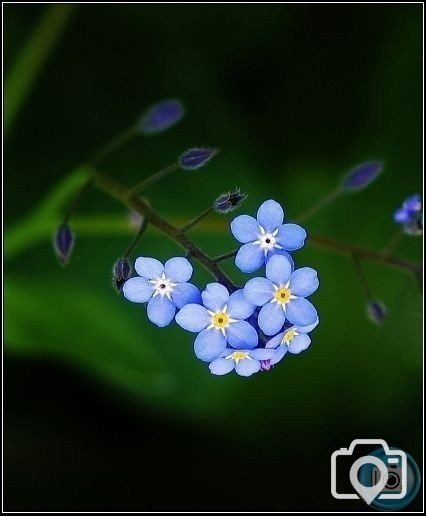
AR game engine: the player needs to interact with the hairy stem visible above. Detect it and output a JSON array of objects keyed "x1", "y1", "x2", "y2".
[
  {"x1": 92, "y1": 170, "x2": 237, "y2": 291},
  {"x1": 124, "y1": 217, "x2": 149, "y2": 258}
]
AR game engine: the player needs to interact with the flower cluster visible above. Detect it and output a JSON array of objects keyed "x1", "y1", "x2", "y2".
[
  {"x1": 393, "y1": 194, "x2": 423, "y2": 235},
  {"x1": 122, "y1": 199, "x2": 319, "y2": 377}
]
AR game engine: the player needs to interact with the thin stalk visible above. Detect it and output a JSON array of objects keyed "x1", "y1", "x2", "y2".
[
  {"x1": 213, "y1": 250, "x2": 238, "y2": 263},
  {"x1": 92, "y1": 170, "x2": 237, "y2": 291},
  {"x1": 129, "y1": 163, "x2": 179, "y2": 195},
  {"x1": 351, "y1": 254, "x2": 373, "y2": 299},
  {"x1": 88, "y1": 126, "x2": 138, "y2": 167},
  {"x1": 295, "y1": 187, "x2": 341, "y2": 223},
  {"x1": 180, "y1": 207, "x2": 214, "y2": 233},
  {"x1": 124, "y1": 217, "x2": 149, "y2": 258}
]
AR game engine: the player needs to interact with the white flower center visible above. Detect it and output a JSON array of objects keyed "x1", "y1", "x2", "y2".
[
  {"x1": 150, "y1": 273, "x2": 177, "y2": 300},
  {"x1": 254, "y1": 226, "x2": 282, "y2": 254},
  {"x1": 271, "y1": 282, "x2": 297, "y2": 311}
]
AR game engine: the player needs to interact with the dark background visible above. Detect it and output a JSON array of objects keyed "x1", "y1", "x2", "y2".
[{"x1": 4, "y1": 3, "x2": 423, "y2": 512}]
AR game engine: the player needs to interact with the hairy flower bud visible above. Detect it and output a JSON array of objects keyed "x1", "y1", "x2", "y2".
[
  {"x1": 342, "y1": 161, "x2": 383, "y2": 191},
  {"x1": 53, "y1": 224, "x2": 75, "y2": 266},
  {"x1": 138, "y1": 99, "x2": 184, "y2": 135},
  {"x1": 366, "y1": 300, "x2": 387, "y2": 325},
  {"x1": 179, "y1": 147, "x2": 218, "y2": 170},
  {"x1": 214, "y1": 188, "x2": 247, "y2": 214},
  {"x1": 112, "y1": 258, "x2": 132, "y2": 292}
]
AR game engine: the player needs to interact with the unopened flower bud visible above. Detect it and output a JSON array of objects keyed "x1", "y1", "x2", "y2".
[
  {"x1": 138, "y1": 99, "x2": 184, "y2": 135},
  {"x1": 53, "y1": 224, "x2": 74, "y2": 266},
  {"x1": 260, "y1": 360, "x2": 273, "y2": 372},
  {"x1": 214, "y1": 188, "x2": 247, "y2": 214},
  {"x1": 179, "y1": 147, "x2": 218, "y2": 170},
  {"x1": 112, "y1": 258, "x2": 132, "y2": 292},
  {"x1": 366, "y1": 300, "x2": 387, "y2": 326},
  {"x1": 342, "y1": 161, "x2": 383, "y2": 191}
]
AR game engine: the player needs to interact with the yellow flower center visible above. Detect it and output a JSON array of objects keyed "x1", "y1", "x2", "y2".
[
  {"x1": 227, "y1": 351, "x2": 250, "y2": 363},
  {"x1": 283, "y1": 329, "x2": 297, "y2": 344},
  {"x1": 274, "y1": 286, "x2": 292, "y2": 304},
  {"x1": 212, "y1": 311, "x2": 230, "y2": 328}
]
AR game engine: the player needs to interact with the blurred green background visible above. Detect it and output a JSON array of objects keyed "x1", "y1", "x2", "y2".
[{"x1": 4, "y1": 3, "x2": 422, "y2": 511}]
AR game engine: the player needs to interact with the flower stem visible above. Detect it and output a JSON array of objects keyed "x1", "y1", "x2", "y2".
[
  {"x1": 351, "y1": 254, "x2": 373, "y2": 299},
  {"x1": 180, "y1": 207, "x2": 214, "y2": 233},
  {"x1": 295, "y1": 187, "x2": 341, "y2": 222},
  {"x1": 380, "y1": 231, "x2": 403, "y2": 256},
  {"x1": 129, "y1": 163, "x2": 179, "y2": 195},
  {"x1": 62, "y1": 176, "x2": 94, "y2": 224},
  {"x1": 213, "y1": 250, "x2": 238, "y2": 263},
  {"x1": 92, "y1": 169, "x2": 237, "y2": 291},
  {"x1": 124, "y1": 217, "x2": 149, "y2": 258},
  {"x1": 88, "y1": 126, "x2": 138, "y2": 167}
]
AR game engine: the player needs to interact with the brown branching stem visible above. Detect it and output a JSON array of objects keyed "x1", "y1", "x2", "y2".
[{"x1": 92, "y1": 170, "x2": 237, "y2": 292}]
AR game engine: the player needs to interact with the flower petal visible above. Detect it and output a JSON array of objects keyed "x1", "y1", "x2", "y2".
[
  {"x1": 194, "y1": 329, "x2": 227, "y2": 362},
  {"x1": 265, "y1": 332, "x2": 284, "y2": 348},
  {"x1": 243, "y1": 277, "x2": 275, "y2": 306},
  {"x1": 227, "y1": 289, "x2": 256, "y2": 320},
  {"x1": 270, "y1": 345, "x2": 288, "y2": 365},
  {"x1": 393, "y1": 207, "x2": 410, "y2": 224},
  {"x1": 289, "y1": 267, "x2": 319, "y2": 297},
  {"x1": 286, "y1": 298, "x2": 318, "y2": 327},
  {"x1": 230, "y1": 215, "x2": 260, "y2": 243},
  {"x1": 235, "y1": 243, "x2": 265, "y2": 273},
  {"x1": 226, "y1": 321, "x2": 258, "y2": 349},
  {"x1": 171, "y1": 283, "x2": 201, "y2": 309},
  {"x1": 258, "y1": 302, "x2": 286, "y2": 336},
  {"x1": 164, "y1": 257, "x2": 193, "y2": 282},
  {"x1": 122, "y1": 277, "x2": 154, "y2": 303},
  {"x1": 175, "y1": 303, "x2": 210, "y2": 332},
  {"x1": 257, "y1": 199, "x2": 284, "y2": 232},
  {"x1": 209, "y1": 357, "x2": 235, "y2": 376},
  {"x1": 288, "y1": 333, "x2": 311, "y2": 354},
  {"x1": 250, "y1": 348, "x2": 277, "y2": 360},
  {"x1": 134, "y1": 257, "x2": 164, "y2": 279},
  {"x1": 268, "y1": 248, "x2": 294, "y2": 270},
  {"x1": 235, "y1": 358, "x2": 261, "y2": 377},
  {"x1": 276, "y1": 223, "x2": 307, "y2": 251},
  {"x1": 147, "y1": 295, "x2": 175, "y2": 327},
  {"x1": 201, "y1": 283, "x2": 230, "y2": 312},
  {"x1": 265, "y1": 253, "x2": 292, "y2": 286},
  {"x1": 297, "y1": 317, "x2": 319, "y2": 333}
]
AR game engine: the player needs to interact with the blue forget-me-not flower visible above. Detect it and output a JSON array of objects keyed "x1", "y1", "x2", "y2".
[
  {"x1": 175, "y1": 283, "x2": 258, "y2": 362},
  {"x1": 393, "y1": 194, "x2": 422, "y2": 235},
  {"x1": 264, "y1": 318, "x2": 319, "y2": 367},
  {"x1": 230, "y1": 199, "x2": 307, "y2": 273},
  {"x1": 243, "y1": 254, "x2": 319, "y2": 336},
  {"x1": 123, "y1": 257, "x2": 201, "y2": 327},
  {"x1": 209, "y1": 347, "x2": 277, "y2": 377}
]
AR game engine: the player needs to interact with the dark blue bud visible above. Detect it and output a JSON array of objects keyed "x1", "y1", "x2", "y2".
[
  {"x1": 342, "y1": 161, "x2": 383, "y2": 191},
  {"x1": 138, "y1": 99, "x2": 184, "y2": 135},
  {"x1": 214, "y1": 188, "x2": 248, "y2": 214},
  {"x1": 179, "y1": 147, "x2": 218, "y2": 170},
  {"x1": 366, "y1": 300, "x2": 387, "y2": 325},
  {"x1": 112, "y1": 258, "x2": 132, "y2": 292},
  {"x1": 53, "y1": 224, "x2": 74, "y2": 265}
]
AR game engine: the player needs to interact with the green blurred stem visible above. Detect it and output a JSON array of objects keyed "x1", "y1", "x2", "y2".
[
  {"x1": 180, "y1": 207, "x2": 214, "y2": 233},
  {"x1": 92, "y1": 170, "x2": 237, "y2": 291},
  {"x1": 351, "y1": 254, "x2": 373, "y2": 299},
  {"x1": 5, "y1": 4, "x2": 76, "y2": 136},
  {"x1": 129, "y1": 163, "x2": 179, "y2": 195},
  {"x1": 62, "y1": 126, "x2": 138, "y2": 223},
  {"x1": 88, "y1": 126, "x2": 138, "y2": 167},
  {"x1": 295, "y1": 187, "x2": 341, "y2": 222}
]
